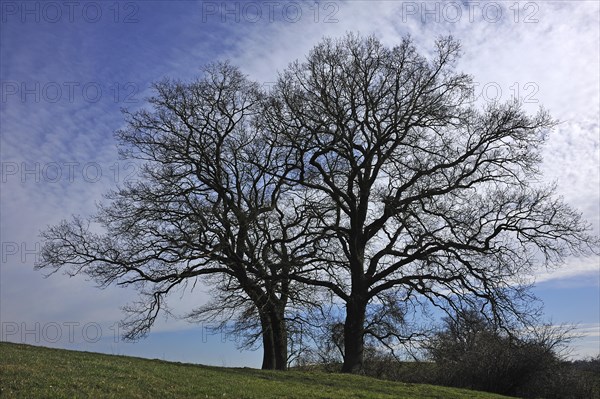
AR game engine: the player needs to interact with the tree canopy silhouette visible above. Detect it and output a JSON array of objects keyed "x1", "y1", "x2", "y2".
[
  {"x1": 262, "y1": 34, "x2": 598, "y2": 372},
  {"x1": 37, "y1": 34, "x2": 598, "y2": 374}
]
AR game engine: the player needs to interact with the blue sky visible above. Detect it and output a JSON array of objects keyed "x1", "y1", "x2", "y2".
[{"x1": 1, "y1": 1, "x2": 598, "y2": 366}]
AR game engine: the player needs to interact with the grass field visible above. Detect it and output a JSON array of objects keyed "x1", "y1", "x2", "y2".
[{"x1": 0, "y1": 342, "x2": 515, "y2": 398}]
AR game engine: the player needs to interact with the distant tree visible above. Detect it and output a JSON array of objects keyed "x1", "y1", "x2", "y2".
[
  {"x1": 36, "y1": 63, "x2": 316, "y2": 370},
  {"x1": 264, "y1": 33, "x2": 599, "y2": 373}
]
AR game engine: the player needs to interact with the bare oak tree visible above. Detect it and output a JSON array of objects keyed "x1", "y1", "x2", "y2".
[
  {"x1": 264, "y1": 34, "x2": 598, "y2": 373},
  {"x1": 36, "y1": 63, "x2": 314, "y2": 370}
]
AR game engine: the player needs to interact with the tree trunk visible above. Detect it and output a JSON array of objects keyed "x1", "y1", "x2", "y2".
[
  {"x1": 341, "y1": 297, "x2": 367, "y2": 373},
  {"x1": 258, "y1": 301, "x2": 289, "y2": 370},
  {"x1": 260, "y1": 313, "x2": 276, "y2": 370},
  {"x1": 270, "y1": 307, "x2": 288, "y2": 371}
]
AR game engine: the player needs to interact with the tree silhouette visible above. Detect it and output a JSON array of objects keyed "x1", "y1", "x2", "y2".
[
  {"x1": 37, "y1": 63, "x2": 316, "y2": 370},
  {"x1": 263, "y1": 34, "x2": 598, "y2": 372}
]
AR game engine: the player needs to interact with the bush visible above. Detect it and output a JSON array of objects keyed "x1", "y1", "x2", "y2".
[{"x1": 425, "y1": 309, "x2": 583, "y2": 397}]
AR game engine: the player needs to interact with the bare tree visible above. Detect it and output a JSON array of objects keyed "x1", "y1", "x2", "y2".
[
  {"x1": 264, "y1": 34, "x2": 599, "y2": 373},
  {"x1": 36, "y1": 63, "x2": 314, "y2": 370}
]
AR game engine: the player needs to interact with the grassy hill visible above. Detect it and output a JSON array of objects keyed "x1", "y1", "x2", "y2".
[{"x1": 0, "y1": 342, "x2": 514, "y2": 398}]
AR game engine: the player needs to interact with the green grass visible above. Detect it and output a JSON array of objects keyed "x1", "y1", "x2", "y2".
[{"x1": 0, "y1": 342, "x2": 514, "y2": 398}]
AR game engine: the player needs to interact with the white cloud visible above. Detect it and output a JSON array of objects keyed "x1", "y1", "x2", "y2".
[{"x1": 535, "y1": 256, "x2": 600, "y2": 284}]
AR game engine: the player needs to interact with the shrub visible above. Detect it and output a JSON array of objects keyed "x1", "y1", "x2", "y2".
[{"x1": 426, "y1": 309, "x2": 577, "y2": 397}]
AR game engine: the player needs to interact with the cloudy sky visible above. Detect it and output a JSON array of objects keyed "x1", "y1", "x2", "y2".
[{"x1": 1, "y1": 1, "x2": 598, "y2": 366}]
